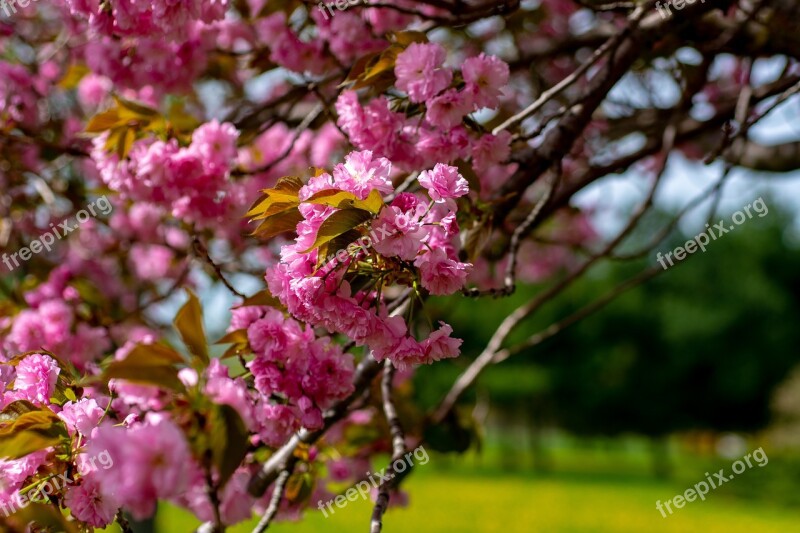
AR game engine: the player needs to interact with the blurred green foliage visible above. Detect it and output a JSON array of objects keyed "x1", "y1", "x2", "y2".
[{"x1": 421, "y1": 201, "x2": 800, "y2": 438}]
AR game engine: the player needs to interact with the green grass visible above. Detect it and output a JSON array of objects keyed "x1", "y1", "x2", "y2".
[{"x1": 153, "y1": 466, "x2": 800, "y2": 533}]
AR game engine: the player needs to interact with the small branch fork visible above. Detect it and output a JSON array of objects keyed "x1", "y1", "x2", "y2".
[
  {"x1": 192, "y1": 235, "x2": 246, "y2": 299},
  {"x1": 462, "y1": 165, "x2": 561, "y2": 298},
  {"x1": 433, "y1": 126, "x2": 676, "y2": 425}
]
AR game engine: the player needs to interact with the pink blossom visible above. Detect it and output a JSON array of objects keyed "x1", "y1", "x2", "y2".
[
  {"x1": 331, "y1": 150, "x2": 394, "y2": 199},
  {"x1": 256, "y1": 403, "x2": 300, "y2": 447},
  {"x1": 420, "y1": 322, "x2": 462, "y2": 364},
  {"x1": 87, "y1": 415, "x2": 192, "y2": 520},
  {"x1": 14, "y1": 353, "x2": 60, "y2": 404},
  {"x1": 58, "y1": 399, "x2": 105, "y2": 436},
  {"x1": 426, "y1": 89, "x2": 473, "y2": 130},
  {"x1": 418, "y1": 164, "x2": 469, "y2": 202},
  {"x1": 205, "y1": 360, "x2": 257, "y2": 429},
  {"x1": 414, "y1": 248, "x2": 471, "y2": 295},
  {"x1": 372, "y1": 205, "x2": 425, "y2": 261},
  {"x1": 189, "y1": 120, "x2": 240, "y2": 174},
  {"x1": 394, "y1": 43, "x2": 452, "y2": 103},
  {"x1": 462, "y1": 53, "x2": 509, "y2": 109},
  {"x1": 64, "y1": 474, "x2": 120, "y2": 528},
  {"x1": 472, "y1": 131, "x2": 512, "y2": 173},
  {"x1": 77, "y1": 74, "x2": 112, "y2": 110}
]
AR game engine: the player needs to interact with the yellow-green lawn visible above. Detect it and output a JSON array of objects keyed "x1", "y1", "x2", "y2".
[{"x1": 150, "y1": 469, "x2": 800, "y2": 533}]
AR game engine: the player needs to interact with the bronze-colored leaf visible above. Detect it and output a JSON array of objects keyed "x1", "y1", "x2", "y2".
[
  {"x1": 174, "y1": 290, "x2": 209, "y2": 367},
  {"x1": 237, "y1": 289, "x2": 286, "y2": 310},
  {"x1": 301, "y1": 209, "x2": 373, "y2": 253},
  {"x1": 99, "y1": 343, "x2": 186, "y2": 392},
  {"x1": 209, "y1": 404, "x2": 250, "y2": 489},
  {"x1": 251, "y1": 208, "x2": 304, "y2": 240},
  {"x1": 305, "y1": 188, "x2": 384, "y2": 214},
  {"x1": 0, "y1": 409, "x2": 69, "y2": 459}
]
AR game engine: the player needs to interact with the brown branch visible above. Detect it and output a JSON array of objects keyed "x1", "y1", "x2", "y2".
[
  {"x1": 252, "y1": 465, "x2": 296, "y2": 533},
  {"x1": 500, "y1": 265, "x2": 664, "y2": 360},
  {"x1": 192, "y1": 236, "x2": 246, "y2": 299},
  {"x1": 369, "y1": 361, "x2": 406, "y2": 533},
  {"x1": 433, "y1": 128, "x2": 675, "y2": 424}
]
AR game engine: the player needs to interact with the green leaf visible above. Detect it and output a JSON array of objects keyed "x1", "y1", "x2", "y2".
[
  {"x1": 99, "y1": 343, "x2": 186, "y2": 392},
  {"x1": 302, "y1": 209, "x2": 374, "y2": 253},
  {"x1": 251, "y1": 207, "x2": 304, "y2": 240},
  {"x1": 285, "y1": 471, "x2": 315, "y2": 504},
  {"x1": 209, "y1": 404, "x2": 250, "y2": 489},
  {"x1": 390, "y1": 30, "x2": 429, "y2": 46},
  {"x1": 316, "y1": 229, "x2": 363, "y2": 269},
  {"x1": 113, "y1": 95, "x2": 160, "y2": 119},
  {"x1": 0, "y1": 400, "x2": 41, "y2": 422},
  {"x1": 245, "y1": 176, "x2": 304, "y2": 218},
  {"x1": 8, "y1": 503, "x2": 81, "y2": 531},
  {"x1": 0, "y1": 409, "x2": 69, "y2": 459},
  {"x1": 58, "y1": 63, "x2": 90, "y2": 90},
  {"x1": 237, "y1": 288, "x2": 286, "y2": 310},
  {"x1": 85, "y1": 108, "x2": 122, "y2": 133},
  {"x1": 214, "y1": 329, "x2": 249, "y2": 345},
  {"x1": 305, "y1": 189, "x2": 384, "y2": 214},
  {"x1": 102, "y1": 364, "x2": 185, "y2": 392},
  {"x1": 174, "y1": 290, "x2": 210, "y2": 367}
]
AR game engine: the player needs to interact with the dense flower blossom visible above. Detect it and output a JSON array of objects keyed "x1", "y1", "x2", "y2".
[
  {"x1": 0, "y1": 4, "x2": 602, "y2": 529},
  {"x1": 65, "y1": 0, "x2": 228, "y2": 40},
  {"x1": 12, "y1": 353, "x2": 60, "y2": 404},
  {"x1": 58, "y1": 398, "x2": 106, "y2": 436},
  {"x1": 92, "y1": 120, "x2": 239, "y2": 225},
  {"x1": 64, "y1": 474, "x2": 120, "y2": 528},
  {"x1": 426, "y1": 89, "x2": 473, "y2": 130},
  {"x1": 247, "y1": 309, "x2": 355, "y2": 430},
  {"x1": 462, "y1": 53, "x2": 510, "y2": 109},
  {"x1": 83, "y1": 34, "x2": 208, "y2": 93},
  {"x1": 87, "y1": 415, "x2": 192, "y2": 519},
  {"x1": 418, "y1": 163, "x2": 470, "y2": 202},
  {"x1": 2, "y1": 300, "x2": 109, "y2": 367},
  {"x1": 394, "y1": 43, "x2": 452, "y2": 103},
  {"x1": 267, "y1": 151, "x2": 469, "y2": 367}
]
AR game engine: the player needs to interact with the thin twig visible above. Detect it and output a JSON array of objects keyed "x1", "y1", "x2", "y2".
[
  {"x1": 462, "y1": 167, "x2": 560, "y2": 298},
  {"x1": 499, "y1": 265, "x2": 664, "y2": 360},
  {"x1": 492, "y1": 5, "x2": 646, "y2": 135},
  {"x1": 193, "y1": 236, "x2": 246, "y2": 299},
  {"x1": 252, "y1": 466, "x2": 296, "y2": 533}
]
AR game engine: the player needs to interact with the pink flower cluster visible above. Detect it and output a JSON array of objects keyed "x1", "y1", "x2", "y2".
[
  {"x1": 266, "y1": 150, "x2": 469, "y2": 369},
  {"x1": 64, "y1": 0, "x2": 228, "y2": 41},
  {"x1": 231, "y1": 307, "x2": 356, "y2": 432},
  {"x1": 0, "y1": 353, "x2": 119, "y2": 527},
  {"x1": 336, "y1": 44, "x2": 515, "y2": 193},
  {"x1": 83, "y1": 33, "x2": 208, "y2": 94},
  {"x1": 0, "y1": 299, "x2": 109, "y2": 369},
  {"x1": 1, "y1": 351, "x2": 261, "y2": 527},
  {"x1": 92, "y1": 120, "x2": 240, "y2": 225},
  {"x1": 0, "y1": 61, "x2": 45, "y2": 129}
]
